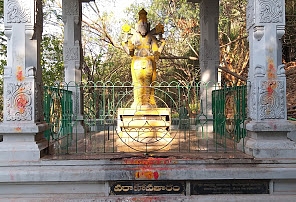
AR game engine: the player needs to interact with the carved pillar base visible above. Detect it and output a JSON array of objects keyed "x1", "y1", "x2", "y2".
[
  {"x1": 238, "y1": 121, "x2": 296, "y2": 158},
  {"x1": 0, "y1": 123, "x2": 49, "y2": 162}
]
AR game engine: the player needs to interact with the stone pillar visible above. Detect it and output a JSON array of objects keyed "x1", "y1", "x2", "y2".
[
  {"x1": 238, "y1": 0, "x2": 296, "y2": 158},
  {"x1": 62, "y1": 0, "x2": 84, "y2": 133},
  {"x1": 0, "y1": 0, "x2": 48, "y2": 161},
  {"x1": 199, "y1": 0, "x2": 219, "y2": 119},
  {"x1": 190, "y1": 0, "x2": 219, "y2": 134}
]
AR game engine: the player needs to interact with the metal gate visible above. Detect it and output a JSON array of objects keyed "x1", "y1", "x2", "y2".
[{"x1": 43, "y1": 81, "x2": 246, "y2": 155}]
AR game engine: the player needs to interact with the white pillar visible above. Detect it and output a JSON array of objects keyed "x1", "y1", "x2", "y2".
[
  {"x1": 0, "y1": 0, "x2": 48, "y2": 161},
  {"x1": 199, "y1": 0, "x2": 219, "y2": 119},
  {"x1": 238, "y1": 0, "x2": 296, "y2": 158},
  {"x1": 62, "y1": 0, "x2": 84, "y2": 133}
]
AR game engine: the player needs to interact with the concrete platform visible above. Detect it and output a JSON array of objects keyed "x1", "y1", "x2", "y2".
[{"x1": 1, "y1": 155, "x2": 296, "y2": 200}]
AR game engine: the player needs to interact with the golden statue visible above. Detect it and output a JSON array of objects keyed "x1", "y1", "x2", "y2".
[{"x1": 122, "y1": 9, "x2": 165, "y2": 108}]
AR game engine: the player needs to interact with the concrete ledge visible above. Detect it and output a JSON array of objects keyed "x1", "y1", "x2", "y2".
[
  {"x1": 1, "y1": 158, "x2": 296, "y2": 198},
  {"x1": 0, "y1": 122, "x2": 48, "y2": 134},
  {"x1": 246, "y1": 120, "x2": 296, "y2": 132},
  {"x1": 2, "y1": 163, "x2": 296, "y2": 182}
]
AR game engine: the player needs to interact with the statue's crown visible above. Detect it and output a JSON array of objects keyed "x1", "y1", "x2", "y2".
[{"x1": 138, "y1": 9, "x2": 147, "y2": 22}]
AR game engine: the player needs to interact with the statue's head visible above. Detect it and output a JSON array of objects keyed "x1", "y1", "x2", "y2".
[{"x1": 136, "y1": 9, "x2": 150, "y2": 36}]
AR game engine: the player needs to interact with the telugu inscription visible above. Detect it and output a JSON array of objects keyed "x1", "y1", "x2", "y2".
[
  {"x1": 110, "y1": 181, "x2": 185, "y2": 195},
  {"x1": 191, "y1": 180, "x2": 269, "y2": 195}
]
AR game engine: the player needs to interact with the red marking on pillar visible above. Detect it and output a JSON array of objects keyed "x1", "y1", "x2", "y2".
[
  {"x1": 267, "y1": 85, "x2": 273, "y2": 95},
  {"x1": 266, "y1": 81, "x2": 277, "y2": 96},
  {"x1": 16, "y1": 94, "x2": 28, "y2": 114},
  {"x1": 265, "y1": 58, "x2": 278, "y2": 101},
  {"x1": 15, "y1": 127, "x2": 22, "y2": 132},
  {"x1": 267, "y1": 58, "x2": 277, "y2": 79},
  {"x1": 16, "y1": 66, "x2": 24, "y2": 81}
]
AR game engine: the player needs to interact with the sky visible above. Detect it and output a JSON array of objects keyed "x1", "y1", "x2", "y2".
[
  {"x1": 81, "y1": 0, "x2": 149, "y2": 42},
  {"x1": 0, "y1": 0, "x2": 148, "y2": 34},
  {"x1": 85, "y1": 0, "x2": 148, "y2": 19},
  {"x1": 88, "y1": 0, "x2": 149, "y2": 23}
]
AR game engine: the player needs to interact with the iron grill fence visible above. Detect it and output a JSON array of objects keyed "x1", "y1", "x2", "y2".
[
  {"x1": 212, "y1": 85, "x2": 247, "y2": 146},
  {"x1": 43, "y1": 81, "x2": 247, "y2": 155}
]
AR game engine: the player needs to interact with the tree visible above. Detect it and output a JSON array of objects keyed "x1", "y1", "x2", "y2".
[
  {"x1": 219, "y1": 0, "x2": 249, "y2": 86},
  {"x1": 284, "y1": 1, "x2": 296, "y2": 116},
  {"x1": 283, "y1": 0, "x2": 296, "y2": 63},
  {"x1": 81, "y1": 1, "x2": 136, "y2": 83},
  {"x1": 41, "y1": 34, "x2": 64, "y2": 85},
  {"x1": 155, "y1": 0, "x2": 200, "y2": 84}
]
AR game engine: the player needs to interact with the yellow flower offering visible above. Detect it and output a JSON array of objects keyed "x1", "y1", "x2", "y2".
[{"x1": 122, "y1": 24, "x2": 131, "y2": 33}]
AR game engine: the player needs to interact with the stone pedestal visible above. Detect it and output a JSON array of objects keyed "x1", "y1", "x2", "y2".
[
  {"x1": 117, "y1": 108, "x2": 172, "y2": 152},
  {"x1": 0, "y1": 123, "x2": 49, "y2": 161},
  {"x1": 238, "y1": 121, "x2": 296, "y2": 158}
]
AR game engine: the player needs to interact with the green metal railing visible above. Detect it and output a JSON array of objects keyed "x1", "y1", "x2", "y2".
[
  {"x1": 43, "y1": 86, "x2": 73, "y2": 142},
  {"x1": 212, "y1": 85, "x2": 247, "y2": 148},
  {"x1": 43, "y1": 81, "x2": 246, "y2": 155}
]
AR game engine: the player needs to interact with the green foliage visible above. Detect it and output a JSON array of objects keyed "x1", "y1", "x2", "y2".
[
  {"x1": 41, "y1": 34, "x2": 64, "y2": 85},
  {"x1": 0, "y1": 0, "x2": 3, "y2": 17},
  {"x1": 83, "y1": 45, "x2": 132, "y2": 83}
]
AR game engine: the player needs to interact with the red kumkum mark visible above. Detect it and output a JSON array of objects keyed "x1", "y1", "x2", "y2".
[
  {"x1": 16, "y1": 66, "x2": 24, "y2": 81},
  {"x1": 16, "y1": 94, "x2": 28, "y2": 114},
  {"x1": 135, "y1": 171, "x2": 159, "y2": 180},
  {"x1": 267, "y1": 58, "x2": 276, "y2": 79},
  {"x1": 15, "y1": 127, "x2": 22, "y2": 132},
  {"x1": 267, "y1": 81, "x2": 277, "y2": 96}
]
